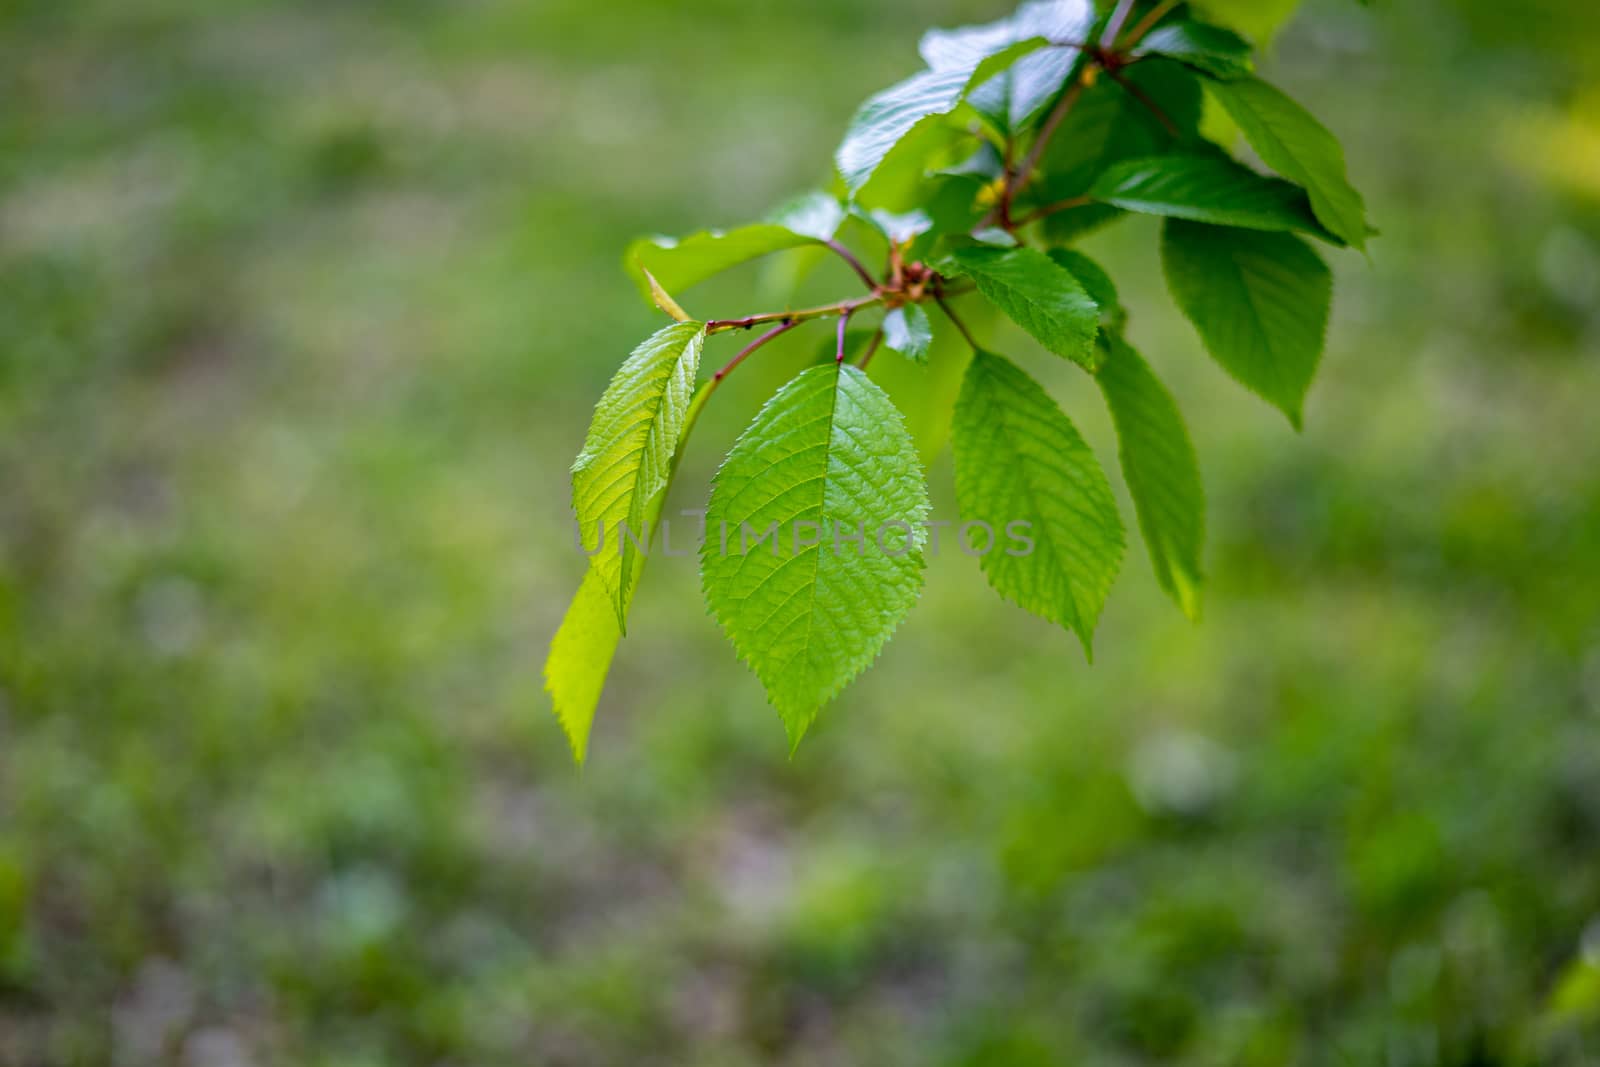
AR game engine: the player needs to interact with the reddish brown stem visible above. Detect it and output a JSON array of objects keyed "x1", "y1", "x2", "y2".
[
  {"x1": 1122, "y1": 0, "x2": 1181, "y2": 49},
  {"x1": 1013, "y1": 195, "x2": 1092, "y2": 227},
  {"x1": 835, "y1": 307, "x2": 854, "y2": 363},
  {"x1": 826, "y1": 239, "x2": 879, "y2": 291},
  {"x1": 713, "y1": 319, "x2": 799, "y2": 383},
  {"x1": 934, "y1": 292, "x2": 980, "y2": 352},
  {"x1": 1100, "y1": 0, "x2": 1139, "y2": 49},
  {"x1": 857, "y1": 329, "x2": 885, "y2": 370}
]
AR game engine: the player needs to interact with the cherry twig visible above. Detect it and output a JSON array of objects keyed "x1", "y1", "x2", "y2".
[
  {"x1": 712, "y1": 319, "x2": 799, "y2": 383},
  {"x1": 827, "y1": 239, "x2": 880, "y2": 291},
  {"x1": 1122, "y1": 0, "x2": 1181, "y2": 49},
  {"x1": 708, "y1": 295, "x2": 881, "y2": 336},
  {"x1": 857, "y1": 329, "x2": 885, "y2": 370}
]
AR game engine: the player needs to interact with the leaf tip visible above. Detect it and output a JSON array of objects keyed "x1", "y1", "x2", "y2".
[{"x1": 642, "y1": 267, "x2": 692, "y2": 323}]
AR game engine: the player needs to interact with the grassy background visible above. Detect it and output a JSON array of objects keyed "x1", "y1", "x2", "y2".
[{"x1": 3, "y1": 0, "x2": 1600, "y2": 1063}]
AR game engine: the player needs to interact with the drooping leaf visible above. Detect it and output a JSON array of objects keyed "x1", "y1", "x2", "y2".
[
  {"x1": 941, "y1": 245, "x2": 1100, "y2": 369},
  {"x1": 1088, "y1": 153, "x2": 1337, "y2": 240},
  {"x1": 882, "y1": 303, "x2": 934, "y2": 362},
  {"x1": 951, "y1": 350, "x2": 1123, "y2": 655},
  {"x1": 625, "y1": 193, "x2": 846, "y2": 301},
  {"x1": 1160, "y1": 219, "x2": 1330, "y2": 428},
  {"x1": 1133, "y1": 21, "x2": 1254, "y2": 79},
  {"x1": 1204, "y1": 76, "x2": 1369, "y2": 250},
  {"x1": 836, "y1": 67, "x2": 973, "y2": 194},
  {"x1": 572, "y1": 321, "x2": 706, "y2": 625},
  {"x1": 1096, "y1": 335, "x2": 1206, "y2": 620},
  {"x1": 544, "y1": 566, "x2": 623, "y2": 764},
  {"x1": 702, "y1": 362, "x2": 930, "y2": 746}
]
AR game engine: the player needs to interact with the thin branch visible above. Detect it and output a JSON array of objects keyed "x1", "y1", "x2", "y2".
[
  {"x1": 835, "y1": 307, "x2": 854, "y2": 363},
  {"x1": 857, "y1": 329, "x2": 885, "y2": 370},
  {"x1": 1107, "y1": 68, "x2": 1178, "y2": 136},
  {"x1": 708, "y1": 295, "x2": 881, "y2": 335},
  {"x1": 1122, "y1": 0, "x2": 1181, "y2": 49},
  {"x1": 1100, "y1": 0, "x2": 1139, "y2": 49},
  {"x1": 1011, "y1": 79, "x2": 1087, "y2": 205},
  {"x1": 1013, "y1": 194, "x2": 1092, "y2": 227},
  {"x1": 712, "y1": 319, "x2": 799, "y2": 383},
  {"x1": 934, "y1": 292, "x2": 980, "y2": 352},
  {"x1": 826, "y1": 239, "x2": 879, "y2": 291}
]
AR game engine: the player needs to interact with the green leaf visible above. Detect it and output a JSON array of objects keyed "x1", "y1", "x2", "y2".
[
  {"x1": 1029, "y1": 62, "x2": 1203, "y2": 238},
  {"x1": 702, "y1": 362, "x2": 929, "y2": 747},
  {"x1": 1133, "y1": 21, "x2": 1254, "y2": 79},
  {"x1": 1096, "y1": 335, "x2": 1206, "y2": 620},
  {"x1": 941, "y1": 245, "x2": 1100, "y2": 369},
  {"x1": 951, "y1": 350, "x2": 1123, "y2": 655},
  {"x1": 1189, "y1": 0, "x2": 1301, "y2": 45},
  {"x1": 1046, "y1": 248, "x2": 1124, "y2": 334},
  {"x1": 1204, "y1": 76, "x2": 1369, "y2": 250},
  {"x1": 544, "y1": 565, "x2": 622, "y2": 764},
  {"x1": 921, "y1": 1, "x2": 1094, "y2": 133},
  {"x1": 837, "y1": 67, "x2": 973, "y2": 194},
  {"x1": 625, "y1": 193, "x2": 845, "y2": 301},
  {"x1": 571, "y1": 321, "x2": 706, "y2": 626},
  {"x1": 1088, "y1": 153, "x2": 1336, "y2": 240},
  {"x1": 768, "y1": 190, "x2": 850, "y2": 241},
  {"x1": 1161, "y1": 219, "x2": 1330, "y2": 428},
  {"x1": 1046, "y1": 248, "x2": 1118, "y2": 315},
  {"x1": 883, "y1": 303, "x2": 934, "y2": 362}
]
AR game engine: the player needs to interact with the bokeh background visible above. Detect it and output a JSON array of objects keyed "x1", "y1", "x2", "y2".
[{"x1": 4, "y1": 0, "x2": 1600, "y2": 1063}]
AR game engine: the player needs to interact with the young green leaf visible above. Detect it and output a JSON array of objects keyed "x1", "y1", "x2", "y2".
[
  {"x1": 952, "y1": 351, "x2": 1123, "y2": 655},
  {"x1": 1161, "y1": 219, "x2": 1330, "y2": 428},
  {"x1": 1204, "y1": 76, "x2": 1369, "y2": 250},
  {"x1": 882, "y1": 303, "x2": 934, "y2": 362},
  {"x1": 544, "y1": 566, "x2": 623, "y2": 764},
  {"x1": 572, "y1": 321, "x2": 706, "y2": 626},
  {"x1": 702, "y1": 362, "x2": 930, "y2": 747},
  {"x1": 1088, "y1": 153, "x2": 1337, "y2": 241},
  {"x1": 836, "y1": 67, "x2": 973, "y2": 194},
  {"x1": 1096, "y1": 335, "x2": 1206, "y2": 621},
  {"x1": 1132, "y1": 21, "x2": 1254, "y2": 79},
  {"x1": 941, "y1": 245, "x2": 1100, "y2": 369},
  {"x1": 642, "y1": 268, "x2": 691, "y2": 323},
  {"x1": 625, "y1": 193, "x2": 846, "y2": 302}
]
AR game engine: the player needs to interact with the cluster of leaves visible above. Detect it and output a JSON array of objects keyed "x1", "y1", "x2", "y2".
[{"x1": 547, "y1": 0, "x2": 1370, "y2": 760}]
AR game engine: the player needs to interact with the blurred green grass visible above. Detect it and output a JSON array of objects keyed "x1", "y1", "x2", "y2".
[{"x1": 2, "y1": 0, "x2": 1600, "y2": 1063}]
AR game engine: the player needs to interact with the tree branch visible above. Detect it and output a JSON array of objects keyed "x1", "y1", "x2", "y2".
[
  {"x1": 1100, "y1": 0, "x2": 1139, "y2": 49},
  {"x1": 934, "y1": 291, "x2": 981, "y2": 351},
  {"x1": 1122, "y1": 0, "x2": 1181, "y2": 49},
  {"x1": 857, "y1": 329, "x2": 885, "y2": 370},
  {"x1": 708, "y1": 295, "x2": 881, "y2": 335},
  {"x1": 826, "y1": 239, "x2": 880, "y2": 291},
  {"x1": 712, "y1": 319, "x2": 800, "y2": 383}
]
